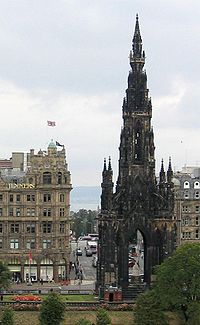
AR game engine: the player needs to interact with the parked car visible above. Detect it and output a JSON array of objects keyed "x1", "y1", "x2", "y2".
[
  {"x1": 76, "y1": 248, "x2": 82, "y2": 256},
  {"x1": 86, "y1": 249, "x2": 93, "y2": 257}
]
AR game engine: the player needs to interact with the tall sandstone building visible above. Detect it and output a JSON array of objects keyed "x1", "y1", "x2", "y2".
[
  {"x1": 97, "y1": 15, "x2": 177, "y2": 300},
  {"x1": 0, "y1": 140, "x2": 72, "y2": 282}
]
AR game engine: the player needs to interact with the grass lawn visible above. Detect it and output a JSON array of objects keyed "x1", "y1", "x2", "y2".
[{"x1": 0, "y1": 310, "x2": 182, "y2": 325}]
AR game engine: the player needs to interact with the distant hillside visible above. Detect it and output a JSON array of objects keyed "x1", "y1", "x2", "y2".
[{"x1": 70, "y1": 186, "x2": 101, "y2": 212}]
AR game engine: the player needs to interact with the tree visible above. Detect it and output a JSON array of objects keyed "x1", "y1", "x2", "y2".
[
  {"x1": 0, "y1": 261, "x2": 11, "y2": 290},
  {"x1": 1, "y1": 308, "x2": 14, "y2": 325},
  {"x1": 133, "y1": 290, "x2": 168, "y2": 325},
  {"x1": 154, "y1": 243, "x2": 200, "y2": 323},
  {"x1": 39, "y1": 292, "x2": 65, "y2": 325},
  {"x1": 76, "y1": 319, "x2": 92, "y2": 325},
  {"x1": 96, "y1": 308, "x2": 111, "y2": 325}
]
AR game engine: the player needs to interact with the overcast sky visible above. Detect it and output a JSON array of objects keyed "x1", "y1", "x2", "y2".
[{"x1": 0, "y1": 0, "x2": 200, "y2": 186}]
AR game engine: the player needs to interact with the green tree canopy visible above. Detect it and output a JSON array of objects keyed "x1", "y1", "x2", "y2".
[
  {"x1": 154, "y1": 243, "x2": 200, "y2": 323},
  {"x1": 0, "y1": 261, "x2": 11, "y2": 290},
  {"x1": 39, "y1": 292, "x2": 65, "y2": 325},
  {"x1": 1, "y1": 308, "x2": 14, "y2": 325},
  {"x1": 134, "y1": 290, "x2": 168, "y2": 325},
  {"x1": 96, "y1": 308, "x2": 111, "y2": 325}
]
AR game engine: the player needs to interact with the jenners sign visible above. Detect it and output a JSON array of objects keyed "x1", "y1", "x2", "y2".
[{"x1": 8, "y1": 183, "x2": 35, "y2": 189}]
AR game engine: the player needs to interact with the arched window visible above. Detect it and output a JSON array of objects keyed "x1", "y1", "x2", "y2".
[
  {"x1": 184, "y1": 181, "x2": 190, "y2": 189},
  {"x1": 58, "y1": 172, "x2": 62, "y2": 185},
  {"x1": 43, "y1": 172, "x2": 52, "y2": 184}
]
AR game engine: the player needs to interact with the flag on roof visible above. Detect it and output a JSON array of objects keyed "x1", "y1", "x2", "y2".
[
  {"x1": 47, "y1": 121, "x2": 56, "y2": 127},
  {"x1": 56, "y1": 141, "x2": 63, "y2": 147}
]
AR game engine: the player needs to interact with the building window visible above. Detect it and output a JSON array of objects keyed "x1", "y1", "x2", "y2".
[
  {"x1": 42, "y1": 222, "x2": 52, "y2": 233},
  {"x1": 10, "y1": 239, "x2": 19, "y2": 249},
  {"x1": 16, "y1": 194, "x2": 21, "y2": 202},
  {"x1": 196, "y1": 216, "x2": 200, "y2": 226},
  {"x1": 43, "y1": 239, "x2": 51, "y2": 249},
  {"x1": 27, "y1": 208, "x2": 35, "y2": 216},
  {"x1": 9, "y1": 194, "x2": 13, "y2": 202},
  {"x1": 16, "y1": 208, "x2": 21, "y2": 217},
  {"x1": 184, "y1": 191, "x2": 189, "y2": 199},
  {"x1": 26, "y1": 239, "x2": 35, "y2": 249},
  {"x1": 0, "y1": 194, "x2": 3, "y2": 201},
  {"x1": 0, "y1": 239, "x2": 2, "y2": 249},
  {"x1": 182, "y1": 205, "x2": 190, "y2": 212},
  {"x1": 195, "y1": 191, "x2": 200, "y2": 199},
  {"x1": 27, "y1": 194, "x2": 35, "y2": 202},
  {"x1": 27, "y1": 224, "x2": 35, "y2": 233},
  {"x1": 0, "y1": 224, "x2": 3, "y2": 233},
  {"x1": 184, "y1": 181, "x2": 190, "y2": 189},
  {"x1": 196, "y1": 229, "x2": 199, "y2": 239},
  {"x1": 43, "y1": 208, "x2": 51, "y2": 217},
  {"x1": 9, "y1": 207, "x2": 13, "y2": 216},
  {"x1": 11, "y1": 223, "x2": 19, "y2": 233},
  {"x1": 194, "y1": 181, "x2": 200, "y2": 189},
  {"x1": 43, "y1": 172, "x2": 52, "y2": 184},
  {"x1": 182, "y1": 217, "x2": 190, "y2": 226},
  {"x1": 60, "y1": 194, "x2": 65, "y2": 202},
  {"x1": 0, "y1": 208, "x2": 3, "y2": 217},
  {"x1": 58, "y1": 172, "x2": 62, "y2": 185},
  {"x1": 44, "y1": 194, "x2": 51, "y2": 202},
  {"x1": 60, "y1": 222, "x2": 65, "y2": 233},
  {"x1": 195, "y1": 206, "x2": 200, "y2": 213},
  {"x1": 60, "y1": 208, "x2": 65, "y2": 217},
  {"x1": 182, "y1": 232, "x2": 191, "y2": 240}
]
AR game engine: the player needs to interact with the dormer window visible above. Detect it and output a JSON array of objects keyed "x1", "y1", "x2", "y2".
[
  {"x1": 184, "y1": 181, "x2": 190, "y2": 189},
  {"x1": 194, "y1": 181, "x2": 200, "y2": 189}
]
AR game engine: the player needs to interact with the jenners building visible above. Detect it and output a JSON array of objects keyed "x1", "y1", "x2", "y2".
[{"x1": 0, "y1": 140, "x2": 72, "y2": 282}]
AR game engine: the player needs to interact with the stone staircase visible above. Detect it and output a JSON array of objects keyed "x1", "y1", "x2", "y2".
[{"x1": 122, "y1": 284, "x2": 146, "y2": 301}]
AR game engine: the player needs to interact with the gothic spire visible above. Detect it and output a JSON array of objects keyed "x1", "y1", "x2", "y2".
[
  {"x1": 167, "y1": 157, "x2": 173, "y2": 183},
  {"x1": 130, "y1": 14, "x2": 145, "y2": 71},
  {"x1": 108, "y1": 156, "x2": 112, "y2": 171},
  {"x1": 159, "y1": 159, "x2": 166, "y2": 183},
  {"x1": 103, "y1": 158, "x2": 107, "y2": 172}
]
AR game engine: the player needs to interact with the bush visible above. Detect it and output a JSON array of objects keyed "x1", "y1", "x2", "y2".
[
  {"x1": 1, "y1": 308, "x2": 14, "y2": 325},
  {"x1": 76, "y1": 318, "x2": 92, "y2": 325},
  {"x1": 39, "y1": 292, "x2": 65, "y2": 325},
  {"x1": 96, "y1": 308, "x2": 111, "y2": 325}
]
